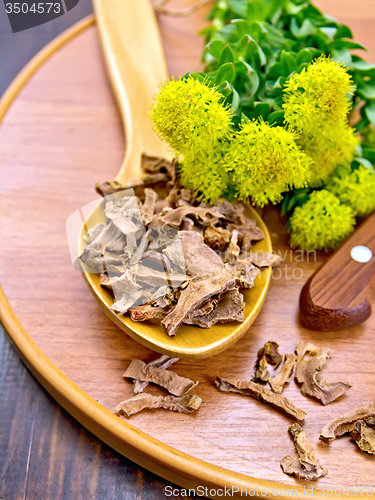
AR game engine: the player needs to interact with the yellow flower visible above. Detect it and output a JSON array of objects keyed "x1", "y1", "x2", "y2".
[
  {"x1": 299, "y1": 125, "x2": 359, "y2": 186},
  {"x1": 326, "y1": 165, "x2": 375, "y2": 216},
  {"x1": 225, "y1": 120, "x2": 311, "y2": 206},
  {"x1": 150, "y1": 76, "x2": 233, "y2": 155},
  {"x1": 283, "y1": 56, "x2": 359, "y2": 186},
  {"x1": 290, "y1": 190, "x2": 355, "y2": 251},
  {"x1": 283, "y1": 56, "x2": 354, "y2": 136},
  {"x1": 179, "y1": 141, "x2": 231, "y2": 202}
]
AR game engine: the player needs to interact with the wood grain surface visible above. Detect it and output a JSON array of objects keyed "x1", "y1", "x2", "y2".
[{"x1": 1, "y1": 0, "x2": 375, "y2": 498}]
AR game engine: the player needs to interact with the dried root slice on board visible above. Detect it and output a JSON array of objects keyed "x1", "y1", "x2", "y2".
[
  {"x1": 295, "y1": 341, "x2": 351, "y2": 405},
  {"x1": 132, "y1": 355, "x2": 179, "y2": 394},
  {"x1": 350, "y1": 418, "x2": 375, "y2": 455},
  {"x1": 269, "y1": 354, "x2": 296, "y2": 394},
  {"x1": 115, "y1": 393, "x2": 202, "y2": 417},
  {"x1": 215, "y1": 376, "x2": 307, "y2": 421},
  {"x1": 253, "y1": 341, "x2": 283, "y2": 382},
  {"x1": 124, "y1": 359, "x2": 198, "y2": 397},
  {"x1": 320, "y1": 402, "x2": 375, "y2": 448},
  {"x1": 281, "y1": 423, "x2": 328, "y2": 481}
]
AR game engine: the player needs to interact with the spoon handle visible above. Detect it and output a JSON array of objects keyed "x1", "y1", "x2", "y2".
[
  {"x1": 300, "y1": 212, "x2": 375, "y2": 331},
  {"x1": 93, "y1": 0, "x2": 170, "y2": 181}
]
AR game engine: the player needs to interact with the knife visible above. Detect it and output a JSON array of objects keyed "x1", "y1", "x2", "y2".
[{"x1": 299, "y1": 211, "x2": 375, "y2": 331}]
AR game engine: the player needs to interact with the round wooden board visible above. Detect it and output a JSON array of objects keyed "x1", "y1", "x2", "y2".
[{"x1": 1, "y1": 6, "x2": 375, "y2": 498}]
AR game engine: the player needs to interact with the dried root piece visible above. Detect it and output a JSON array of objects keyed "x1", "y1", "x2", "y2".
[
  {"x1": 320, "y1": 402, "x2": 375, "y2": 443},
  {"x1": 215, "y1": 376, "x2": 307, "y2": 421},
  {"x1": 281, "y1": 423, "x2": 328, "y2": 481},
  {"x1": 253, "y1": 341, "x2": 283, "y2": 382},
  {"x1": 141, "y1": 188, "x2": 158, "y2": 225},
  {"x1": 204, "y1": 226, "x2": 231, "y2": 251},
  {"x1": 350, "y1": 419, "x2": 375, "y2": 455},
  {"x1": 132, "y1": 355, "x2": 179, "y2": 394},
  {"x1": 248, "y1": 251, "x2": 282, "y2": 268},
  {"x1": 124, "y1": 359, "x2": 198, "y2": 396},
  {"x1": 115, "y1": 393, "x2": 202, "y2": 417},
  {"x1": 225, "y1": 230, "x2": 240, "y2": 264},
  {"x1": 183, "y1": 289, "x2": 244, "y2": 329},
  {"x1": 295, "y1": 341, "x2": 351, "y2": 405},
  {"x1": 269, "y1": 354, "x2": 296, "y2": 394}
]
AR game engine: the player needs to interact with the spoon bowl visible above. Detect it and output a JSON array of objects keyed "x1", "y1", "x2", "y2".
[{"x1": 78, "y1": 0, "x2": 272, "y2": 359}]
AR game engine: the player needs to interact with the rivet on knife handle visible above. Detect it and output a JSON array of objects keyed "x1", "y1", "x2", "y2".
[{"x1": 299, "y1": 211, "x2": 375, "y2": 331}]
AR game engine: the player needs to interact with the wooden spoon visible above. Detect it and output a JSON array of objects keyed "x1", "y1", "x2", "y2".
[
  {"x1": 77, "y1": 0, "x2": 272, "y2": 359},
  {"x1": 300, "y1": 212, "x2": 375, "y2": 331}
]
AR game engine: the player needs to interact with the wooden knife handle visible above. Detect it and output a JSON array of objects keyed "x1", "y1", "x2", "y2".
[
  {"x1": 300, "y1": 212, "x2": 375, "y2": 331},
  {"x1": 93, "y1": 0, "x2": 170, "y2": 181}
]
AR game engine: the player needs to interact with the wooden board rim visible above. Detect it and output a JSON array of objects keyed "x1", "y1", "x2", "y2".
[{"x1": 0, "y1": 16, "x2": 341, "y2": 499}]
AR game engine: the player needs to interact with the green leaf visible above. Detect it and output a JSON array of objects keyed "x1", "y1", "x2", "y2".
[
  {"x1": 291, "y1": 19, "x2": 316, "y2": 39},
  {"x1": 281, "y1": 193, "x2": 290, "y2": 217},
  {"x1": 206, "y1": 40, "x2": 226, "y2": 60},
  {"x1": 333, "y1": 38, "x2": 368, "y2": 51},
  {"x1": 296, "y1": 49, "x2": 313, "y2": 66},
  {"x1": 268, "y1": 62, "x2": 283, "y2": 79},
  {"x1": 247, "y1": 0, "x2": 266, "y2": 22},
  {"x1": 295, "y1": 193, "x2": 310, "y2": 206},
  {"x1": 241, "y1": 37, "x2": 267, "y2": 66},
  {"x1": 215, "y1": 62, "x2": 235, "y2": 84},
  {"x1": 235, "y1": 60, "x2": 254, "y2": 76},
  {"x1": 287, "y1": 195, "x2": 298, "y2": 213},
  {"x1": 334, "y1": 24, "x2": 353, "y2": 40},
  {"x1": 319, "y1": 27, "x2": 337, "y2": 41},
  {"x1": 231, "y1": 19, "x2": 250, "y2": 39},
  {"x1": 352, "y1": 56, "x2": 375, "y2": 72},
  {"x1": 241, "y1": 112, "x2": 250, "y2": 124},
  {"x1": 237, "y1": 34, "x2": 253, "y2": 54},
  {"x1": 231, "y1": 89, "x2": 241, "y2": 112},
  {"x1": 218, "y1": 23, "x2": 239, "y2": 42},
  {"x1": 281, "y1": 50, "x2": 297, "y2": 76},
  {"x1": 358, "y1": 84, "x2": 375, "y2": 100},
  {"x1": 355, "y1": 157, "x2": 374, "y2": 170},
  {"x1": 362, "y1": 146, "x2": 375, "y2": 163},
  {"x1": 246, "y1": 71, "x2": 260, "y2": 98},
  {"x1": 256, "y1": 44, "x2": 267, "y2": 66},
  {"x1": 216, "y1": 80, "x2": 233, "y2": 97},
  {"x1": 331, "y1": 49, "x2": 352, "y2": 68},
  {"x1": 248, "y1": 102, "x2": 270, "y2": 120},
  {"x1": 183, "y1": 71, "x2": 207, "y2": 83},
  {"x1": 262, "y1": 23, "x2": 288, "y2": 48},
  {"x1": 273, "y1": 76, "x2": 286, "y2": 89},
  {"x1": 268, "y1": 110, "x2": 285, "y2": 125},
  {"x1": 365, "y1": 102, "x2": 375, "y2": 127},
  {"x1": 228, "y1": 0, "x2": 248, "y2": 17},
  {"x1": 355, "y1": 117, "x2": 370, "y2": 131},
  {"x1": 219, "y1": 44, "x2": 235, "y2": 65},
  {"x1": 274, "y1": 94, "x2": 284, "y2": 110},
  {"x1": 285, "y1": 1, "x2": 308, "y2": 15}
]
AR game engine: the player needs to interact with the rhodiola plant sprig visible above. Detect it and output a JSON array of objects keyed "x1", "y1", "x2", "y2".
[{"x1": 197, "y1": 0, "x2": 375, "y2": 135}]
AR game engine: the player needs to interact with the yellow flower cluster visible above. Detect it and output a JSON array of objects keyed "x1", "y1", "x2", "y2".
[
  {"x1": 290, "y1": 190, "x2": 356, "y2": 252},
  {"x1": 180, "y1": 143, "x2": 231, "y2": 202},
  {"x1": 150, "y1": 76, "x2": 233, "y2": 155},
  {"x1": 283, "y1": 57, "x2": 359, "y2": 186},
  {"x1": 300, "y1": 126, "x2": 359, "y2": 186},
  {"x1": 226, "y1": 121, "x2": 311, "y2": 206},
  {"x1": 151, "y1": 77, "x2": 310, "y2": 204},
  {"x1": 326, "y1": 165, "x2": 375, "y2": 217}
]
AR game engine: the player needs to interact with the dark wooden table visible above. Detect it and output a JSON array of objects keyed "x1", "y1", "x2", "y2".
[{"x1": 0, "y1": 2, "x2": 190, "y2": 498}]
